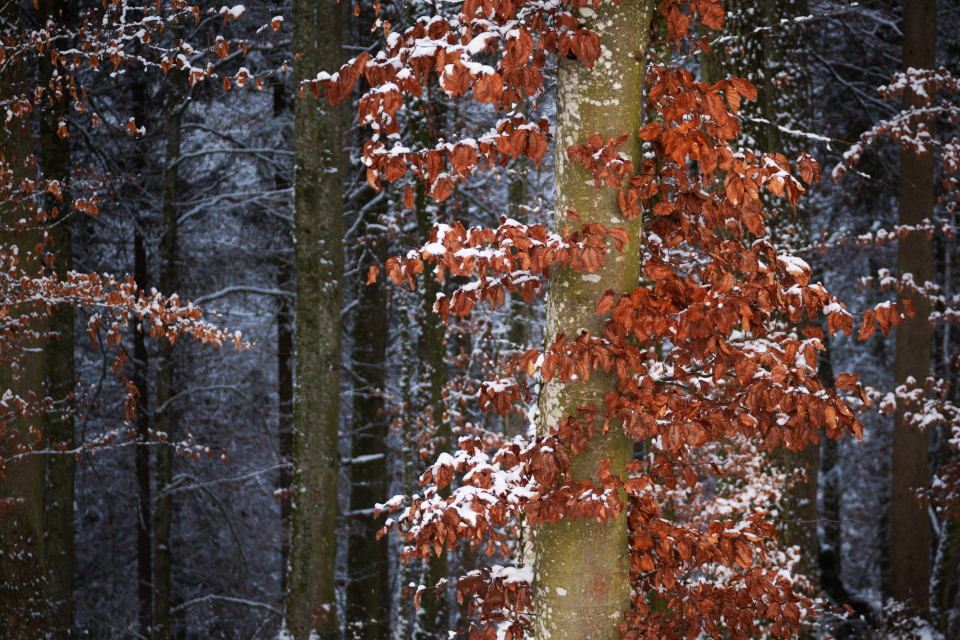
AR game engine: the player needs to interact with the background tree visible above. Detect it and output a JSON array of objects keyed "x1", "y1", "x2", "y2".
[
  {"x1": 890, "y1": 0, "x2": 936, "y2": 617},
  {"x1": 285, "y1": 0, "x2": 346, "y2": 635}
]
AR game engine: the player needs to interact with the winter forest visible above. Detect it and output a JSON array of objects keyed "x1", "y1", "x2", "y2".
[{"x1": 5, "y1": 0, "x2": 960, "y2": 638}]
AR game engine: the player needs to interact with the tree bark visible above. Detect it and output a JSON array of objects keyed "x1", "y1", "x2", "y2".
[
  {"x1": 125, "y1": 72, "x2": 155, "y2": 639},
  {"x1": 410, "y1": 92, "x2": 451, "y2": 640},
  {"x1": 38, "y1": 0, "x2": 76, "y2": 634},
  {"x1": 931, "y1": 512, "x2": 960, "y2": 631},
  {"x1": 284, "y1": 0, "x2": 345, "y2": 633},
  {"x1": 134, "y1": 229, "x2": 154, "y2": 640},
  {"x1": 817, "y1": 337, "x2": 851, "y2": 605},
  {"x1": 346, "y1": 194, "x2": 390, "y2": 640},
  {"x1": 890, "y1": 0, "x2": 935, "y2": 617},
  {"x1": 274, "y1": 74, "x2": 295, "y2": 596},
  {"x1": 153, "y1": 72, "x2": 184, "y2": 640},
  {"x1": 533, "y1": 1, "x2": 654, "y2": 639},
  {"x1": 0, "y1": 2, "x2": 47, "y2": 632}
]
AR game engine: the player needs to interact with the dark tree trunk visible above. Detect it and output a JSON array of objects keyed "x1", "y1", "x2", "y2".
[
  {"x1": 284, "y1": 0, "x2": 345, "y2": 634},
  {"x1": 153, "y1": 72, "x2": 185, "y2": 640},
  {"x1": 134, "y1": 229, "x2": 154, "y2": 640},
  {"x1": 346, "y1": 192, "x2": 390, "y2": 640},
  {"x1": 413, "y1": 152, "x2": 450, "y2": 640},
  {"x1": 0, "y1": 2, "x2": 47, "y2": 633},
  {"x1": 38, "y1": 0, "x2": 76, "y2": 634},
  {"x1": 890, "y1": 0, "x2": 936, "y2": 617},
  {"x1": 273, "y1": 74, "x2": 295, "y2": 595}
]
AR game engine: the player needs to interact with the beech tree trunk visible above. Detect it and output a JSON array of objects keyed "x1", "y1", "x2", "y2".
[
  {"x1": 412, "y1": 99, "x2": 451, "y2": 640},
  {"x1": 817, "y1": 337, "x2": 851, "y2": 604},
  {"x1": 284, "y1": 0, "x2": 345, "y2": 634},
  {"x1": 701, "y1": 0, "x2": 822, "y2": 595},
  {"x1": 533, "y1": 1, "x2": 654, "y2": 639},
  {"x1": 133, "y1": 230, "x2": 154, "y2": 639},
  {"x1": 153, "y1": 73, "x2": 185, "y2": 640},
  {"x1": 38, "y1": 0, "x2": 76, "y2": 634},
  {"x1": 126, "y1": 74, "x2": 154, "y2": 639},
  {"x1": 273, "y1": 75, "x2": 295, "y2": 594},
  {"x1": 346, "y1": 192, "x2": 390, "y2": 640},
  {"x1": 890, "y1": 0, "x2": 935, "y2": 617},
  {"x1": 0, "y1": 4, "x2": 47, "y2": 632}
]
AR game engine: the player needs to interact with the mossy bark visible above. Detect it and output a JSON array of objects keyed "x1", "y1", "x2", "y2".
[
  {"x1": 533, "y1": 1, "x2": 654, "y2": 638},
  {"x1": 890, "y1": 0, "x2": 935, "y2": 617},
  {"x1": 285, "y1": 0, "x2": 345, "y2": 634}
]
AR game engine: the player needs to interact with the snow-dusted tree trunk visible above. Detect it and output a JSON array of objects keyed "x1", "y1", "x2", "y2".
[
  {"x1": 533, "y1": 1, "x2": 654, "y2": 638},
  {"x1": 285, "y1": 0, "x2": 345, "y2": 634},
  {"x1": 890, "y1": 0, "x2": 935, "y2": 617}
]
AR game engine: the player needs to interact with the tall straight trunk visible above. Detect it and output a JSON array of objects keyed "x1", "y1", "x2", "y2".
[
  {"x1": 931, "y1": 509, "x2": 960, "y2": 631},
  {"x1": 533, "y1": 1, "x2": 654, "y2": 639},
  {"x1": 701, "y1": 0, "x2": 822, "y2": 596},
  {"x1": 0, "y1": 5, "x2": 47, "y2": 633},
  {"x1": 274, "y1": 75, "x2": 295, "y2": 595},
  {"x1": 133, "y1": 230, "x2": 154, "y2": 639},
  {"x1": 890, "y1": 0, "x2": 935, "y2": 617},
  {"x1": 38, "y1": 0, "x2": 75, "y2": 634},
  {"x1": 397, "y1": 306, "x2": 417, "y2": 639},
  {"x1": 127, "y1": 73, "x2": 154, "y2": 639},
  {"x1": 413, "y1": 159, "x2": 450, "y2": 640},
  {"x1": 153, "y1": 73, "x2": 184, "y2": 640},
  {"x1": 932, "y1": 232, "x2": 960, "y2": 631},
  {"x1": 504, "y1": 168, "x2": 532, "y2": 440},
  {"x1": 817, "y1": 336, "x2": 850, "y2": 604},
  {"x1": 346, "y1": 196, "x2": 390, "y2": 640},
  {"x1": 285, "y1": 0, "x2": 345, "y2": 634}
]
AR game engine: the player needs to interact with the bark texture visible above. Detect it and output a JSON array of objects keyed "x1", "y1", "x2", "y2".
[
  {"x1": 153, "y1": 73, "x2": 184, "y2": 640},
  {"x1": 134, "y1": 229, "x2": 154, "y2": 639},
  {"x1": 274, "y1": 76, "x2": 295, "y2": 593},
  {"x1": 533, "y1": 1, "x2": 654, "y2": 639},
  {"x1": 0, "y1": 4, "x2": 48, "y2": 631},
  {"x1": 346, "y1": 193, "x2": 390, "y2": 640},
  {"x1": 412, "y1": 99, "x2": 451, "y2": 640},
  {"x1": 285, "y1": 0, "x2": 345, "y2": 633},
  {"x1": 890, "y1": 0, "x2": 935, "y2": 616},
  {"x1": 38, "y1": 0, "x2": 76, "y2": 634}
]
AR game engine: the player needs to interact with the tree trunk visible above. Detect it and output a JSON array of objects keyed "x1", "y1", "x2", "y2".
[
  {"x1": 701, "y1": 0, "x2": 822, "y2": 595},
  {"x1": 817, "y1": 337, "x2": 851, "y2": 605},
  {"x1": 153, "y1": 73, "x2": 184, "y2": 640},
  {"x1": 890, "y1": 0, "x2": 935, "y2": 617},
  {"x1": 410, "y1": 93, "x2": 451, "y2": 640},
  {"x1": 346, "y1": 194, "x2": 390, "y2": 640},
  {"x1": 416, "y1": 190, "x2": 451, "y2": 640},
  {"x1": 38, "y1": 0, "x2": 75, "y2": 634},
  {"x1": 274, "y1": 75, "x2": 295, "y2": 596},
  {"x1": 533, "y1": 1, "x2": 654, "y2": 639},
  {"x1": 134, "y1": 229, "x2": 154, "y2": 640},
  {"x1": 126, "y1": 72, "x2": 154, "y2": 639},
  {"x1": 0, "y1": 4, "x2": 47, "y2": 634},
  {"x1": 285, "y1": 0, "x2": 345, "y2": 633},
  {"x1": 931, "y1": 513, "x2": 960, "y2": 631}
]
